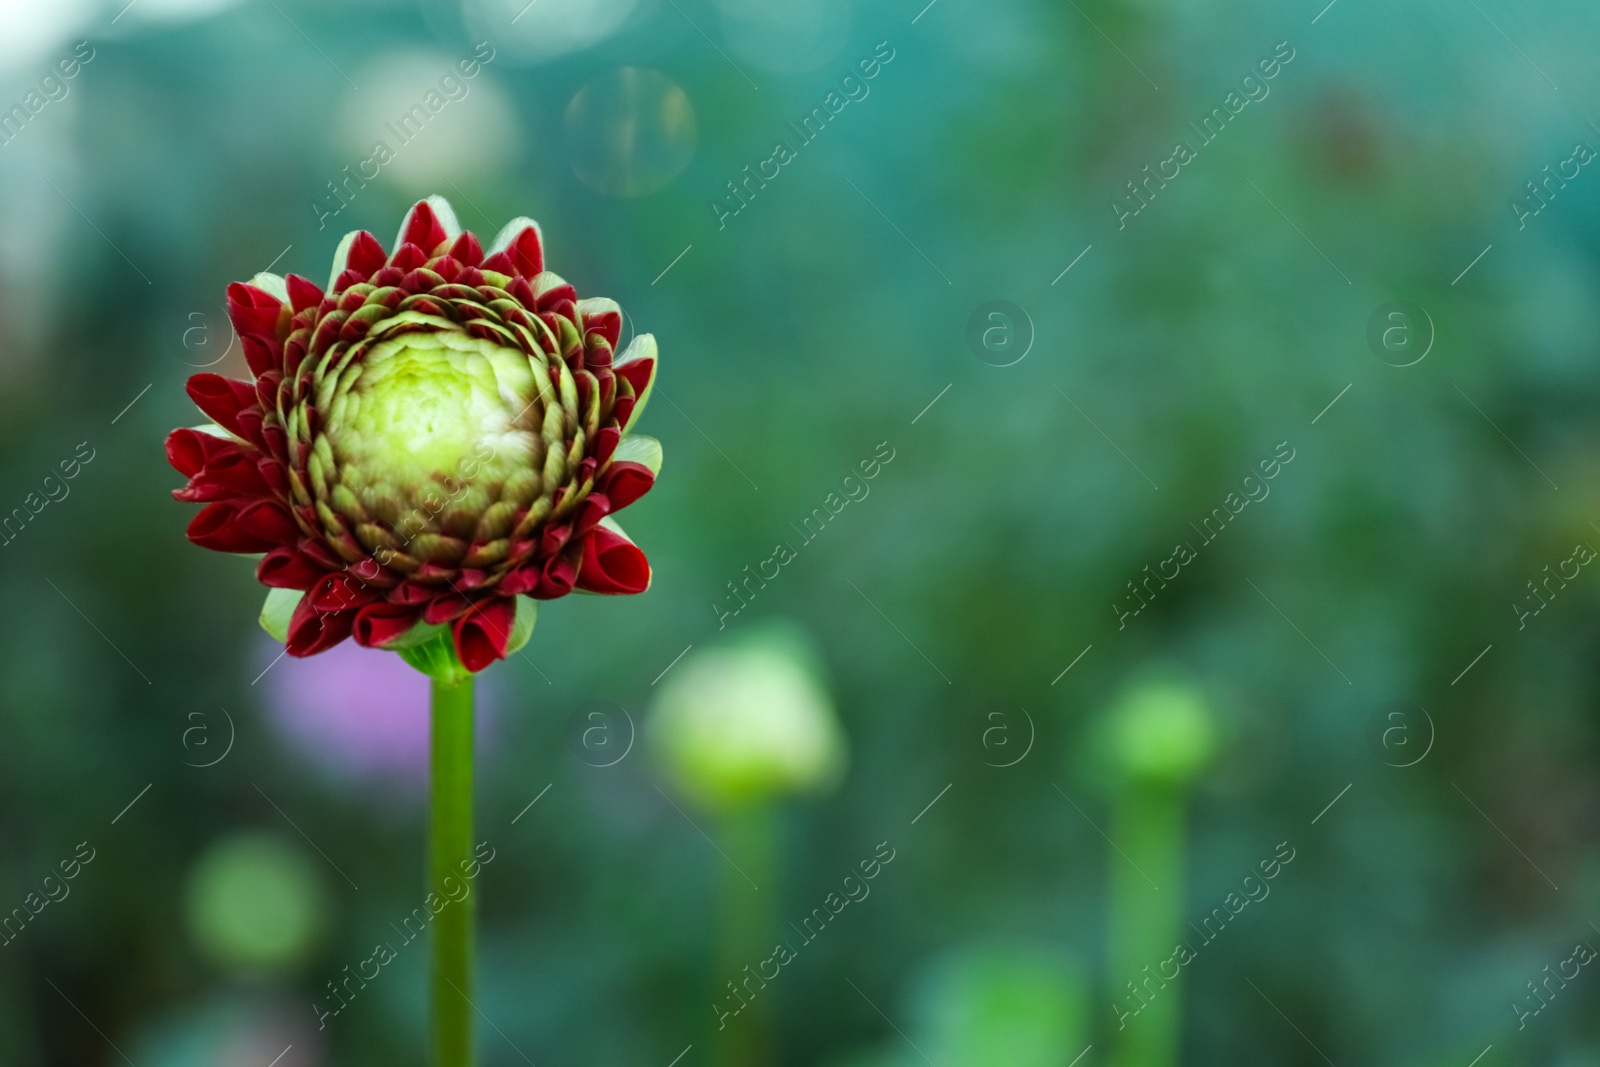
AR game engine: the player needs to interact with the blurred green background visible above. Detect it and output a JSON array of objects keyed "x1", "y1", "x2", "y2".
[{"x1": 3, "y1": 0, "x2": 1600, "y2": 1063}]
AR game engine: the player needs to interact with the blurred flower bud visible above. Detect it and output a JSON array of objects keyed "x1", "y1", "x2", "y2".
[
  {"x1": 649, "y1": 622, "x2": 846, "y2": 810},
  {"x1": 184, "y1": 833, "x2": 329, "y2": 977},
  {"x1": 1098, "y1": 678, "x2": 1217, "y2": 788}
]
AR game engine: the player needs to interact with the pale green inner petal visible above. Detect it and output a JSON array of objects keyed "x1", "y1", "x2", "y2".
[{"x1": 327, "y1": 332, "x2": 540, "y2": 511}]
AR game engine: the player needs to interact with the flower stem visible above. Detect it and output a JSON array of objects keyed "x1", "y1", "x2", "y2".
[
  {"x1": 1108, "y1": 783, "x2": 1184, "y2": 1067},
  {"x1": 714, "y1": 803, "x2": 777, "y2": 1067},
  {"x1": 430, "y1": 675, "x2": 475, "y2": 1067}
]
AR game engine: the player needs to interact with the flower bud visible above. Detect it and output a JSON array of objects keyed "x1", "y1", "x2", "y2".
[
  {"x1": 1098, "y1": 678, "x2": 1217, "y2": 788},
  {"x1": 649, "y1": 623, "x2": 846, "y2": 810}
]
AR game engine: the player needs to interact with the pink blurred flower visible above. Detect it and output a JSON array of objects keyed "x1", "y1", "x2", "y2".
[{"x1": 261, "y1": 639, "x2": 497, "y2": 786}]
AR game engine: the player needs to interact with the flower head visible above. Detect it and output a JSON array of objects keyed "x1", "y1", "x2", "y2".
[
  {"x1": 1098, "y1": 678, "x2": 1217, "y2": 788},
  {"x1": 168, "y1": 196, "x2": 661, "y2": 674},
  {"x1": 649, "y1": 623, "x2": 847, "y2": 810}
]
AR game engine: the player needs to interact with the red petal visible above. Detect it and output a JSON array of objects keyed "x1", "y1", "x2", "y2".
[
  {"x1": 530, "y1": 550, "x2": 579, "y2": 599},
  {"x1": 181, "y1": 450, "x2": 268, "y2": 500},
  {"x1": 253, "y1": 369, "x2": 282, "y2": 410},
  {"x1": 261, "y1": 422, "x2": 288, "y2": 461},
  {"x1": 603, "y1": 461, "x2": 655, "y2": 511},
  {"x1": 575, "y1": 493, "x2": 611, "y2": 534},
  {"x1": 400, "y1": 201, "x2": 449, "y2": 254},
  {"x1": 506, "y1": 224, "x2": 544, "y2": 277},
  {"x1": 594, "y1": 426, "x2": 620, "y2": 467},
  {"x1": 172, "y1": 482, "x2": 228, "y2": 504},
  {"x1": 494, "y1": 273, "x2": 526, "y2": 301},
  {"x1": 347, "y1": 558, "x2": 399, "y2": 591},
  {"x1": 390, "y1": 243, "x2": 427, "y2": 272},
  {"x1": 496, "y1": 568, "x2": 540, "y2": 596},
  {"x1": 539, "y1": 522, "x2": 571, "y2": 558},
  {"x1": 227, "y1": 283, "x2": 286, "y2": 376},
  {"x1": 187, "y1": 503, "x2": 278, "y2": 553},
  {"x1": 535, "y1": 286, "x2": 576, "y2": 315},
  {"x1": 352, "y1": 601, "x2": 423, "y2": 648},
  {"x1": 575, "y1": 527, "x2": 650, "y2": 595},
  {"x1": 286, "y1": 596, "x2": 355, "y2": 657},
  {"x1": 234, "y1": 500, "x2": 300, "y2": 545},
  {"x1": 226, "y1": 281, "x2": 284, "y2": 335},
  {"x1": 480, "y1": 251, "x2": 516, "y2": 276},
  {"x1": 584, "y1": 308, "x2": 622, "y2": 347},
  {"x1": 283, "y1": 335, "x2": 309, "y2": 377},
  {"x1": 186, "y1": 374, "x2": 257, "y2": 437},
  {"x1": 433, "y1": 256, "x2": 462, "y2": 283},
  {"x1": 347, "y1": 231, "x2": 387, "y2": 278},
  {"x1": 235, "y1": 406, "x2": 265, "y2": 449},
  {"x1": 399, "y1": 268, "x2": 437, "y2": 294},
  {"x1": 309, "y1": 314, "x2": 345, "y2": 354},
  {"x1": 309, "y1": 572, "x2": 380, "y2": 613},
  {"x1": 257, "y1": 457, "x2": 289, "y2": 496},
  {"x1": 240, "y1": 336, "x2": 278, "y2": 377},
  {"x1": 298, "y1": 537, "x2": 344, "y2": 570},
  {"x1": 616, "y1": 354, "x2": 654, "y2": 397},
  {"x1": 175, "y1": 461, "x2": 265, "y2": 503},
  {"x1": 423, "y1": 592, "x2": 474, "y2": 626},
  {"x1": 391, "y1": 581, "x2": 438, "y2": 606},
  {"x1": 452, "y1": 597, "x2": 517, "y2": 672},
  {"x1": 412, "y1": 562, "x2": 457, "y2": 583},
  {"x1": 166, "y1": 427, "x2": 236, "y2": 478},
  {"x1": 285, "y1": 274, "x2": 324, "y2": 313},
  {"x1": 449, "y1": 232, "x2": 483, "y2": 267},
  {"x1": 257, "y1": 548, "x2": 325, "y2": 589},
  {"x1": 332, "y1": 267, "x2": 367, "y2": 294}
]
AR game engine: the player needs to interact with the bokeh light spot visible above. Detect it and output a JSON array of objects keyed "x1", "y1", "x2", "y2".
[{"x1": 564, "y1": 68, "x2": 697, "y2": 199}]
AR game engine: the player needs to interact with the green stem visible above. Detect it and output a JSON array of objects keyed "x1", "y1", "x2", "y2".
[
  {"x1": 715, "y1": 803, "x2": 777, "y2": 1067},
  {"x1": 430, "y1": 675, "x2": 475, "y2": 1067},
  {"x1": 1108, "y1": 784, "x2": 1185, "y2": 1067}
]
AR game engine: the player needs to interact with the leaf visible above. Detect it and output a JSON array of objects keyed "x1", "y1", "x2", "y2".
[
  {"x1": 259, "y1": 588, "x2": 303, "y2": 644},
  {"x1": 381, "y1": 617, "x2": 449, "y2": 650},
  {"x1": 504, "y1": 596, "x2": 538, "y2": 657},
  {"x1": 396, "y1": 628, "x2": 473, "y2": 687}
]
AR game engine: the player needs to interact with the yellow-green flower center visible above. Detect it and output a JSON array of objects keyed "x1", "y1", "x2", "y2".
[{"x1": 329, "y1": 333, "x2": 537, "y2": 492}]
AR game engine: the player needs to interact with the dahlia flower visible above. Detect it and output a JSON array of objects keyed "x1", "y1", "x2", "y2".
[
  {"x1": 170, "y1": 196, "x2": 664, "y2": 1063},
  {"x1": 167, "y1": 196, "x2": 661, "y2": 676}
]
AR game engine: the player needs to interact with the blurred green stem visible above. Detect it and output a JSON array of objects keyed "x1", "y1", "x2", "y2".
[
  {"x1": 715, "y1": 803, "x2": 777, "y2": 1067},
  {"x1": 1108, "y1": 785, "x2": 1185, "y2": 1067},
  {"x1": 431, "y1": 676, "x2": 475, "y2": 1067}
]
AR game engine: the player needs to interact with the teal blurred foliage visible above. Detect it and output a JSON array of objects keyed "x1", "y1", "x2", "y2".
[
  {"x1": 2, "y1": 0, "x2": 1600, "y2": 1063},
  {"x1": 910, "y1": 946, "x2": 1090, "y2": 1067},
  {"x1": 828, "y1": 945, "x2": 1090, "y2": 1067}
]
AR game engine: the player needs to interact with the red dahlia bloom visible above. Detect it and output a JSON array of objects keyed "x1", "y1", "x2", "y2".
[{"x1": 167, "y1": 196, "x2": 661, "y2": 673}]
